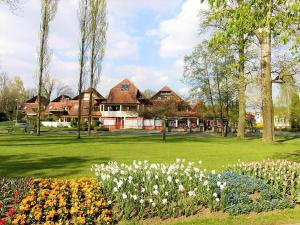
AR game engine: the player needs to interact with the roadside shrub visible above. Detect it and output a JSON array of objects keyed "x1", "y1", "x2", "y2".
[
  {"x1": 0, "y1": 178, "x2": 32, "y2": 225},
  {"x1": 92, "y1": 160, "x2": 224, "y2": 220},
  {"x1": 209, "y1": 171, "x2": 295, "y2": 215},
  {"x1": 230, "y1": 160, "x2": 300, "y2": 201}
]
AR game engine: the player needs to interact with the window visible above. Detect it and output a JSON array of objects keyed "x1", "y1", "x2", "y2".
[{"x1": 121, "y1": 84, "x2": 129, "y2": 91}]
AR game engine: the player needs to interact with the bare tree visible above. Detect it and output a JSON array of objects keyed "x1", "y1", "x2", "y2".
[
  {"x1": 36, "y1": 0, "x2": 58, "y2": 135},
  {"x1": 42, "y1": 73, "x2": 55, "y2": 102},
  {"x1": 87, "y1": 0, "x2": 107, "y2": 136},
  {"x1": 55, "y1": 83, "x2": 74, "y2": 97},
  {"x1": 0, "y1": 0, "x2": 20, "y2": 11}
]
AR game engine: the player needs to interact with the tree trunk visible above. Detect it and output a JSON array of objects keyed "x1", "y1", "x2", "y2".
[
  {"x1": 162, "y1": 116, "x2": 167, "y2": 142},
  {"x1": 237, "y1": 42, "x2": 246, "y2": 139},
  {"x1": 260, "y1": 33, "x2": 274, "y2": 143}
]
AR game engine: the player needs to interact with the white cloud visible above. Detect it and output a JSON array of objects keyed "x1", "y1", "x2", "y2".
[
  {"x1": 0, "y1": 0, "x2": 192, "y2": 97},
  {"x1": 147, "y1": 0, "x2": 207, "y2": 59}
]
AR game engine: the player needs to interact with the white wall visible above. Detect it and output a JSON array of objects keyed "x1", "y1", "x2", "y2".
[{"x1": 41, "y1": 121, "x2": 71, "y2": 128}]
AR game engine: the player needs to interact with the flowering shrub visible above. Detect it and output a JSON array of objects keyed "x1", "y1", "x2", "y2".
[
  {"x1": 0, "y1": 178, "x2": 31, "y2": 225},
  {"x1": 231, "y1": 160, "x2": 300, "y2": 201},
  {"x1": 92, "y1": 159, "x2": 225, "y2": 220},
  {"x1": 209, "y1": 171, "x2": 295, "y2": 215},
  {"x1": 12, "y1": 178, "x2": 112, "y2": 225}
]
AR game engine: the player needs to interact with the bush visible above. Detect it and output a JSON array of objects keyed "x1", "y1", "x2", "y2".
[
  {"x1": 81, "y1": 122, "x2": 89, "y2": 131},
  {"x1": 94, "y1": 126, "x2": 109, "y2": 132},
  {"x1": 230, "y1": 160, "x2": 300, "y2": 201},
  {"x1": 71, "y1": 121, "x2": 78, "y2": 128},
  {"x1": 0, "y1": 112, "x2": 8, "y2": 122}
]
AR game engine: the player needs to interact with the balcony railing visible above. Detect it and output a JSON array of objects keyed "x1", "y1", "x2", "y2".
[{"x1": 101, "y1": 111, "x2": 138, "y2": 118}]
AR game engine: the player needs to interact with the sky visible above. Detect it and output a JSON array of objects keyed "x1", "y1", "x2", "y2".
[{"x1": 0, "y1": 0, "x2": 208, "y2": 98}]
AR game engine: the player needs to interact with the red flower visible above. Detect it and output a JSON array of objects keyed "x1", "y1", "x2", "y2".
[
  {"x1": 0, "y1": 201, "x2": 3, "y2": 208},
  {"x1": 8, "y1": 208, "x2": 16, "y2": 217},
  {"x1": 15, "y1": 190, "x2": 21, "y2": 195},
  {"x1": 0, "y1": 218, "x2": 6, "y2": 225}
]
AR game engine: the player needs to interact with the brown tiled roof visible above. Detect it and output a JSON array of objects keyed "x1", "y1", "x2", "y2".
[
  {"x1": 151, "y1": 86, "x2": 183, "y2": 102},
  {"x1": 160, "y1": 86, "x2": 172, "y2": 92},
  {"x1": 52, "y1": 95, "x2": 71, "y2": 102},
  {"x1": 67, "y1": 100, "x2": 101, "y2": 117},
  {"x1": 105, "y1": 78, "x2": 146, "y2": 104}
]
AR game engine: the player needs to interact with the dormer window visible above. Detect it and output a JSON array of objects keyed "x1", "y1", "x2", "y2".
[{"x1": 121, "y1": 84, "x2": 129, "y2": 91}]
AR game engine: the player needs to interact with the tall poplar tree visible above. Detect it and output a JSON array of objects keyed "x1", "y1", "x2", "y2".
[
  {"x1": 36, "y1": 0, "x2": 58, "y2": 135},
  {"x1": 87, "y1": 0, "x2": 107, "y2": 136},
  {"x1": 77, "y1": 0, "x2": 90, "y2": 139}
]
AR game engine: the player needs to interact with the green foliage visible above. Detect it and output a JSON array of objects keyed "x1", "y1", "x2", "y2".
[{"x1": 290, "y1": 91, "x2": 300, "y2": 129}]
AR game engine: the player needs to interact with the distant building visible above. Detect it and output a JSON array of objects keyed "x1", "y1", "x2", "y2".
[
  {"x1": 21, "y1": 78, "x2": 206, "y2": 131},
  {"x1": 21, "y1": 96, "x2": 48, "y2": 118}
]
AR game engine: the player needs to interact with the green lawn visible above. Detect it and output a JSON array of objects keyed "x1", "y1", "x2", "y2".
[{"x1": 0, "y1": 133, "x2": 299, "y2": 178}]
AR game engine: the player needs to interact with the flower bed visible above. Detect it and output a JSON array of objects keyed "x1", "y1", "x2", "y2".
[
  {"x1": 209, "y1": 171, "x2": 295, "y2": 215},
  {"x1": 0, "y1": 178, "x2": 32, "y2": 225},
  {"x1": 231, "y1": 160, "x2": 300, "y2": 201},
  {"x1": 11, "y1": 178, "x2": 112, "y2": 225},
  {"x1": 92, "y1": 159, "x2": 218, "y2": 220},
  {"x1": 92, "y1": 159, "x2": 298, "y2": 221}
]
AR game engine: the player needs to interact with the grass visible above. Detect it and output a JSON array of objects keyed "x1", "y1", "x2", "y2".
[
  {"x1": 0, "y1": 131, "x2": 300, "y2": 224},
  {"x1": 0, "y1": 132, "x2": 299, "y2": 178}
]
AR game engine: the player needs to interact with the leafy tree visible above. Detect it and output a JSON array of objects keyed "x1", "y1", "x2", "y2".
[
  {"x1": 0, "y1": 74, "x2": 27, "y2": 120},
  {"x1": 202, "y1": 0, "x2": 300, "y2": 142},
  {"x1": 184, "y1": 41, "x2": 238, "y2": 136}
]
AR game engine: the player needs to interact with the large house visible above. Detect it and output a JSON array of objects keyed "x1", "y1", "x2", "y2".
[
  {"x1": 21, "y1": 78, "x2": 203, "y2": 130},
  {"x1": 99, "y1": 79, "x2": 151, "y2": 129}
]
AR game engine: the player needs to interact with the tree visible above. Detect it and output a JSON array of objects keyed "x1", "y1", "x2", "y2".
[
  {"x1": 36, "y1": 0, "x2": 58, "y2": 135},
  {"x1": 0, "y1": 74, "x2": 27, "y2": 120},
  {"x1": 203, "y1": 0, "x2": 300, "y2": 143},
  {"x1": 184, "y1": 41, "x2": 238, "y2": 136},
  {"x1": 0, "y1": 0, "x2": 20, "y2": 11},
  {"x1": 55, "y1": 83, "x2": 74, "y2": 98},
  {"x1": 42, "y1": 73, "x2": 55, "y2": 102},
  {"x1": 143, "y1": 89, "x2": 156, "y2": 99},
  {"x1": 87, "y1": 0, "x2": 107, "y2": 136},
  {"x1": 77, "y1": 0, "x2": 90, "y2": 139}
]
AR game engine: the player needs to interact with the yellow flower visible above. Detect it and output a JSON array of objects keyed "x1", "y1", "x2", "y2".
[
  {"x1": 70, "y1": 206, "x2": 79, "y2": 214},
  {"x1": 76, "y1": 216, "x2": 86, "y2": 224}
]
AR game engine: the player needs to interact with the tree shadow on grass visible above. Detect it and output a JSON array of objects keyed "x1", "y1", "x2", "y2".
[
  {"x1": 276, "y1": 136, "x2": 300, "y2": 143},
  {"x1": 271, "y1": 150, "x2": 300, "y2": 163},
  {"x1": 0, "y1": 153, "x2": 111, "y2": 178},
  {"x1": 0, "y1": 133, "x2": 263, "y2": 148}
]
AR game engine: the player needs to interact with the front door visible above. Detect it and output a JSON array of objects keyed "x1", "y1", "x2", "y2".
[{"x1": 115, "y1": 118, "x2": 124, "y2": 129}]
